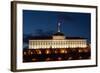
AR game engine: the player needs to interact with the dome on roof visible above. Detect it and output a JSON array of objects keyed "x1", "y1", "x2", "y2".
[{"x1": 53, "y1": 32, "x2": 64, "y2": 36}]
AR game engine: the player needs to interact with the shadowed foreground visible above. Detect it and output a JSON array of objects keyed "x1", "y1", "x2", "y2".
[{"x1": 23, "y1": 47, "x2": 90, "y2": 62}]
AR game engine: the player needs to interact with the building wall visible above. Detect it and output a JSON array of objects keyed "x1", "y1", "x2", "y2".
[
  {"x1": 53, "y1": 36, "x2": 65, "y2": 40},
  {"x1": 29, "y1": 39, "x2": 87, "y2": 49}
]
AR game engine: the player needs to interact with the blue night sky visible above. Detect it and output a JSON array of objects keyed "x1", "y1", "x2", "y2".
[{"x1": 23, "y1": 10, "x2": 91, "y2": 48}]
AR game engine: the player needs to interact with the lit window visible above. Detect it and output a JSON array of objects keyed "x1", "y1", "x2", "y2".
[
  {"x1": 60, "y1": 49, "x2": 65, "y2": 53},
  {"x1": 36, "y1": 50, "x2": 42, "y2": 54},
  {"x1": 45, "y1": 50, "x2": 50, "y2": 54}
]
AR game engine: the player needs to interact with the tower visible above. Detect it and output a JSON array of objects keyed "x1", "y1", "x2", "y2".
[{"x1": 52, "y1": 22, "x2": 65, "y2": 40}]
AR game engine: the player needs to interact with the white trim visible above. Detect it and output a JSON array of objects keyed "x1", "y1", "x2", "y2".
[{"x1": 16, "y1": 3, "x2": 96, "y2": 70}]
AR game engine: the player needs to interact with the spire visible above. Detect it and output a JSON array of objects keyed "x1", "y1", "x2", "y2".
[{"x1": 58, "y1": 22, "x2": 61, "y2": 32}]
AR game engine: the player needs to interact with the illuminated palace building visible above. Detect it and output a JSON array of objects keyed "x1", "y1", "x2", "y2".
[
  {"x1": 23, "y1": 22, "x2": 90, "y2": 62},
  {"x1": 29, "y1": 22, "x2": 87, "y2": 49}
]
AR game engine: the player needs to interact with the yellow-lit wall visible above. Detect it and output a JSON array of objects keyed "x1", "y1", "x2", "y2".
[
  {"x1": 53, "y1": 36, "x2": 65, "y2": 40},
  {"x1": 29, "y1": 39, "x2": 87, "y2": 49}
]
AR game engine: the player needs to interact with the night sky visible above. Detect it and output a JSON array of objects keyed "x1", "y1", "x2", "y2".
[{"x1": 23, "y1": 10, "x2": 91, "y2": 48}]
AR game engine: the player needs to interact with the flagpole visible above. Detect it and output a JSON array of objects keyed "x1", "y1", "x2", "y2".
[{"x1": 58, "y1": 22, "x2": 61, "y2": 32}]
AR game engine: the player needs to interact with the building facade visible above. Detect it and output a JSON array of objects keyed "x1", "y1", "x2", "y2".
[
  {"x1": 28, "y1": 22, "x2": 87, "y2": 49},
  {"x1": 29, "y1": 39, "x2": 87, "y2": 49}
]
